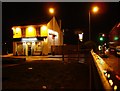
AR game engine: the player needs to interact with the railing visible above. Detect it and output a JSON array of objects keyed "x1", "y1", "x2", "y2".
[
  {"x1": 91, "y1": 50, "x2": 120, "y2": 91},
  {"x1": 52, "y1": 45, "x2": 119, "y2": 90}
]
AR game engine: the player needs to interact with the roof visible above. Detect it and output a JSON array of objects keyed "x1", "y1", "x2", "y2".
[
  {"x1": 109, "y1": 22, "x2": 120, "y2": 42},
  {"x1": 12, "y1": 18, "x2": 50, "y2": 27},
  {"x1": 110, "y1": 22, "x2": 120, "y2": 33}
]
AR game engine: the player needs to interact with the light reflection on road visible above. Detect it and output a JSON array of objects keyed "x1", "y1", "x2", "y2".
[{"x1": 103, "y1": 54, "x2": 120, "y2": 76}]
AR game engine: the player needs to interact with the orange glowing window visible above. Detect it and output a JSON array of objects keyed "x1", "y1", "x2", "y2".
[{"x1": 26, "y1": 26, "x2": 36, "y2": 37}]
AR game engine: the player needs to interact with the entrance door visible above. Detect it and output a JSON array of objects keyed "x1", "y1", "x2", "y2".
[
  {"x1": 28, "y1": 45, "x2": 31, "y2": 56},
  {"x1": 27, "y1": 42, "x2": 32, "y2": 56}
]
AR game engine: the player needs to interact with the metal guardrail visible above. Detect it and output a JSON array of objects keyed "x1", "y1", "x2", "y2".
[{"x1": 91, "y1": 50, "x2": 119, "y2": 91}]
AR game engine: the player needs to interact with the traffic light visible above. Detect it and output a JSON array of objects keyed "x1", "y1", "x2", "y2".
[
  {"x1": 114, "y1": 36, "x2": 119, "y2": 41},
  {"x1": 99, "y1": 33, "x2": 105, "y2": 42},
  {"x1": 99, "y1": 36, "x2": 104, "y2": 41}
]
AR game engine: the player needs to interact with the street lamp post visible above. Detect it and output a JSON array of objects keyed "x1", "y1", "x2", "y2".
[
  {"x1": 78, "y1": 33, "x2": 84, "y2": 62},
  {"x1": 75, "y1": 31, "x2": 83, "y2": 62},
  {"x1": 89, "y1": 11, "x2": 91, "y2": 41},
  {"x1": 89, "y1": 6, "x2": 99, "y2": 90},
  {"x1": 49, "y1": 8, "x2": 55, "y2": 55},
  {"x1": 89, "y1": 6, "x2": 99, "y2": 41},
  {"x1": 49, "y1": 7, "x2": 54, "y2": 29}
]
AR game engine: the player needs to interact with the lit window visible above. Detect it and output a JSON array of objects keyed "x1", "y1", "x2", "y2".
[
  {"x1": 28, "y1": 27, "x2": 34, "y2": 32},
  {"x1": 41, "y1": 25, "x2": 47, "y2": 31},
  {"x1": 16, "y1": 27, "x2": 21, "y2": 32}
]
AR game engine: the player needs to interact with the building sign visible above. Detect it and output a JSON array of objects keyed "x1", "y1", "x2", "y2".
[
  {"x1": 78, "y1": 33, "x2": 84, "y2": 42},
  {"x1": 22, "y1": 38, "x2": 37, "y2": 42}
]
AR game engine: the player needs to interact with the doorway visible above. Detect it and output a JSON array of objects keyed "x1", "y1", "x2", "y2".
[
  {"x1": 27, "y1": 42, "x2": 32, "y2": 56},
  {"x1": 28, "y1": 46, "x2": 31, "y2": 56}
]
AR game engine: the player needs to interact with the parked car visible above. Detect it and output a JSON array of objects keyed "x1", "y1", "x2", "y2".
[{"x1": 115, "y1": 46, "x2": 120, "y2": 57}]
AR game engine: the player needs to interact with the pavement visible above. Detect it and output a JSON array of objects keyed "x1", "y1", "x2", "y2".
[
  {"x1": 1, "y1": 53, "x2": 86, "y2": 62},
  {"x1": 1, "y1": 54, "x2": 63, "y2": 62},
  {"x1": 2, "y1": 53, "x2": 120, "y2": 73}
]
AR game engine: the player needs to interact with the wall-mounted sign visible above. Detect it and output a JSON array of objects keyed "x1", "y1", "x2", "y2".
[
  {"x1": 78, "y1": 33, "x2": 84, "y2": 42},
  {"x1": 22, "y1": 38, "x2": 37, "y2": 42}
]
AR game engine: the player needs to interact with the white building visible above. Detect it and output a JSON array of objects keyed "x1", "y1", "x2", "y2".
[{"x1": 12, "y1": 17, "x2": 63, "y2": 56}]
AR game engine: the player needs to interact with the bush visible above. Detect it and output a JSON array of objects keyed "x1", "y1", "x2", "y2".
[{"x1": 84, "y1": 41, "x2": 98, "y2": 52}]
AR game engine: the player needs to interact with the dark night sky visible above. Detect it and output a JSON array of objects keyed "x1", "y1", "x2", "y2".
[{"x1": 2, "y1": 2, "x2": 120, "y2": 47}]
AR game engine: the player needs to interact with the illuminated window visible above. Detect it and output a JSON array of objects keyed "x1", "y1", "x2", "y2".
[
  {"x1": 12, "y1": 27, "x2": 22, "y2": 38},
  {"x1": 41, "y1": 25, "x2": 48, "y2": 37},
  {"x1": 28, "y1": 27, "x2": 33, "y2": 32},
  {"x1": 41, "y1": 25, "x2": 47, "y2": 30},
  {"x1": 16, "y1": 27, "x2": 21, "y2": 32},
  {"x1": 26, "y1": 26, "x2": 36, "y2": 37}
]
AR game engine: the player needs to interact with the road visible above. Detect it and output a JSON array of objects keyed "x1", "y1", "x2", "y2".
[
  {"x1": 103, "y1": 53, "x2": 120, "y2": 76},
  {"x1": 2, "y1": 57, "x2": 90, "y2": 90}
]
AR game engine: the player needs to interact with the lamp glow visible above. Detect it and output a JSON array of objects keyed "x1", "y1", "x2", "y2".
[
  {"x1": 78, "y1": 33, "x2": 84, "y2": 42},
  {"x1": 109, "y1": 79, "x2": 113, "y2": 86},
  {"x1": 49, "y1": 8, "x2": 54, "y2": 14},
  {"x1": 108, "y1": 74, "x2": 110, "y2": 78},
  {"x1": 114, "y1": 85, "x2": 117, "y2": 91},
  {"x1": 92, "y1": 6, "x2": 99, "y2": 13}
]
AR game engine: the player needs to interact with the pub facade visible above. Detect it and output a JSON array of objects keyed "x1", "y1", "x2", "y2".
[{"x1": 12, "y1": 17, "x2": 63, "y2": 56}]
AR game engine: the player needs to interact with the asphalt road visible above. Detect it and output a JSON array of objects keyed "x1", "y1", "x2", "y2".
[
  {"x1": 103, "y1": 53, "x2": 120, "y2": 76},
  {"x1": 2, "y1": 59, "x2": 90, "y2": 90}
]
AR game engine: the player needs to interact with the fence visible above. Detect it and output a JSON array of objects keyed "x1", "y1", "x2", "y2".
[{"x1": 51, "y1": 45, "x2": 90, "y2": 63}]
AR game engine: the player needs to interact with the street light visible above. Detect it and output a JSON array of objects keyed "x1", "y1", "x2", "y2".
[
  {"x1": 89, "y1": 6, "x2": 99, "y2": 90},
  {"x1": 92, "y1": 6, "x2": 99, "y2": 13},
  {"x1": 49, "y1": 7, "x2": 55, "y2": 55},
  {"x1": 49, "y1": 8, "x2": 54, "y2": 15},
  {"x1": 49, "y1": 7, "x2": 55, "y2": 30},
  {"x1": 89, "y1": 6, "x2": 99, "y2": 41}
]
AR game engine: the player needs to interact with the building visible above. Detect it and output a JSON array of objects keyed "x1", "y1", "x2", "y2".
[
  {"x1": 109, "y1": 22, "x2": 120, "y2": 46},
  {"x1": 12, "y1": 17, "x2": 63, "y2": 56}
]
